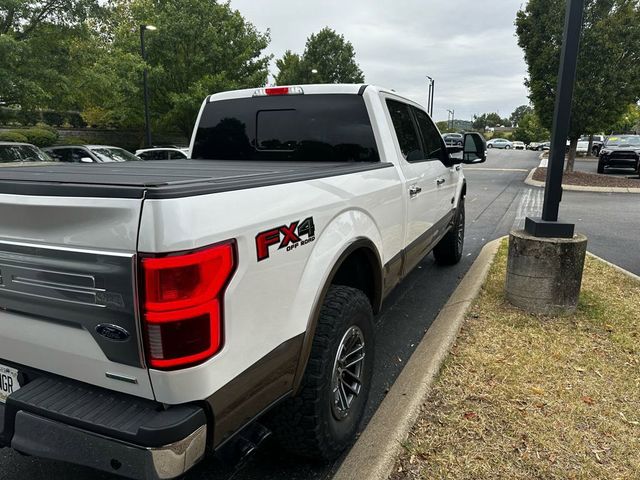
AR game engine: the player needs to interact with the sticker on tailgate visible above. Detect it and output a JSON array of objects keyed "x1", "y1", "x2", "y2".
[{"x1": 0, "y1": 364, "x2": 20, "y2": 403}]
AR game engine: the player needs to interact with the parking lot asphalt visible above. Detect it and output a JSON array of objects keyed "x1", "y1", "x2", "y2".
[{"x1": 2, "y1": 148, "x2": 638, "y2": 480}]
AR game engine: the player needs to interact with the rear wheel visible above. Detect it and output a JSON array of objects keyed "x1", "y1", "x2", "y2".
[
  {"x1": 433, "y1": 197, "x2": 465, "y2": 265},
  {"x1": 505, "y1": 145, "x2": 511, "y2": 150},
  {"x1": 270, "y1": 285, "x2": 374, "y2": 461},
  {"x1": 487, "y1": 144, "x2": 493, "y2": 149}
]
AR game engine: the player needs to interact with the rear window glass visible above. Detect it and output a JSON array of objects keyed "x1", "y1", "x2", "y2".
[{"x1": 192, "y1": 94, "x2": 379, "y2": 162}]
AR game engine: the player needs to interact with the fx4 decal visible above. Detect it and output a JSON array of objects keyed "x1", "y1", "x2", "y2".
[{"x1": 256, "y1": 217, "x2": 316, "y2": 262}]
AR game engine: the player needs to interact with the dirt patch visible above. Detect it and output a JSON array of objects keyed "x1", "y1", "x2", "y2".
[
  {"x1": 533, "y1": 167, "x2": 640, "y2": 188},
  {"x1": 391, "y1": 243, "x2": 640, "y2": 480}
]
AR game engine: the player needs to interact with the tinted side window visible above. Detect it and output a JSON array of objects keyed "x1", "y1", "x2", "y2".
[
  {"x1": 412, "y1": 107, "x2": 445, "y2": 161},
  {"x1": 169, "y1": 150, "x2": 187, "y2": 159},
  {"x1": 51, "y1": 148, "x2": 74, "y2": 162},
  {"x1": 72, "y1": 148, "x2": 88, "y2": 162},
  {"x1": 139, "y1": 150, "x2": 166, "y2": 160},
  {"x1": 386, "y1": 99, "x2": 423, "y2": 161}
]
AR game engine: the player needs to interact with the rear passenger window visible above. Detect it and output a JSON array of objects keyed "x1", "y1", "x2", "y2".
[
  {"x1": 412, "y1": 107, "x2": 445, "y2": 161},
  {"x1": 386, "y1": 99, "x2": 423, "y2": 162}
]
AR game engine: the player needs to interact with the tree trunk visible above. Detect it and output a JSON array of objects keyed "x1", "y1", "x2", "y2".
[
  {"x1": 565, "y1": 137, "x2": 578, "y2": 173},
  {"x1": 587, "y1": 134, "x2": 594, "y2": 157}
]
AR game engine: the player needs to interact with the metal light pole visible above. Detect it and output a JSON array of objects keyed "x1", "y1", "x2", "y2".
[
  {"x1": 140, "y1": 24, "x2": 157, "y2": 148},
  {"x1": 525, "y1": 0, "x2": 585, "y2": 238},
  {"x1": 447, "y1": 109, "x2": 455, "y2": 130},
  {"x1": 426, "y1": 76, "x2": 435, "y2": 117}
]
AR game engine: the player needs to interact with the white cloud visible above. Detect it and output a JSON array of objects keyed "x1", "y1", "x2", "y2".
[{"x1": 230, "y1": 0, "x2": 529, "y2": 121}]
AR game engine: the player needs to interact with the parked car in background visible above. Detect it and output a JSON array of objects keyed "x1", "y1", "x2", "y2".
[
  {"x1": 135, "y1": 147, "x2": 190, "y2": 160},
  {"x1": 597, "y1": 135, "x2": 640, "y2": 174},
  {"x1": 442, "y1": 133, "x2": 463, "y2": 147},
  {"x1": 487, "y1": 138, "x2": 513, "y2": 149},
  {"x1": 512, "y1": 141, "x2": 525, "y2": 150},
  {"x1": 44, "y1": 145, "x2": 140, "y2": 163},
  {"x1": 527, "y1": 141, "x2": 549, "y2": 151},
  {"x1": 0, "y1": 142, "x2": 55, "y2": 165}
]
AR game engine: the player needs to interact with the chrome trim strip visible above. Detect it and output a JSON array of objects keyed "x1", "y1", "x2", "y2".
[{"x1": 0, "y1": 239, "x2": 135, "y2": 258}]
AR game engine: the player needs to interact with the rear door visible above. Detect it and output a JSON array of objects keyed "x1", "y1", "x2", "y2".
[{"x1": 384, "y1": 98, "x2": 444, "y2": 272}]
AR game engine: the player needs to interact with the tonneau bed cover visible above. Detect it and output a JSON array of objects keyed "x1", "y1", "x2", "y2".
[{"x1": 0, "y1": 160, "x2": 390, "y2": 199}]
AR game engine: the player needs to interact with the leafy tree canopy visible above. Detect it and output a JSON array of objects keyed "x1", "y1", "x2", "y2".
[
  {"x1": 516, "y1": 0, "x2": 640, "y2": 170},
  {"x1": 472, "y1": 112, "x2": 510, "y2": 130},
  {"x1": 510, "y1": 105, "x2": 533, "y2": 127},
  {"x1": 275, "y1": 27, "x2": 364, "y2": 85},
  {"x1": 513, "y1": 111, "x2": 550, "y2": 144}
]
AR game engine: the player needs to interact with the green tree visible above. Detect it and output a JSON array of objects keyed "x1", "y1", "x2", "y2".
[
  {"x1": 610, "y1": 103, "x2": 640, "y2": 134},
  {"x1": 510, "y1": 105, "x2": 533, "y2": 127},
  {"x1": 516, "y1": 0, "x2": 640, "y2": 172},
  {"x1": 104, "y1": 0, "x2": 271, "y2": 136},
  {"x1": 513, "y1": 111, "x2": 550, "y2": 144},
  {"x1": 275, "y1": 27, "x2": 364, "y2": 85},
  {"x1": 436, "y1": 120, "x2": 454, "y2": 133},
  {"x1": 472, "y1": 112, "x2": 508, "y2": 130},
  {"x1": 274, "y1": 50, "x2": 303, "y2": 86},
  {"x1": 0, "y1": 0, "x2": 101, "y2": 109}
]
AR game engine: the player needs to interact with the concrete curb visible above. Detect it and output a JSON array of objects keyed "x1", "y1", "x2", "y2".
[
  {"x1": 333, "y1": 237, "x2": 504, "y2": 480},
  {"x1": 524, "y1": 167, "x2": 640, "y2": 194},
  {"x1": 586, "y1": 252, "x2": 640, "y2": 282}
]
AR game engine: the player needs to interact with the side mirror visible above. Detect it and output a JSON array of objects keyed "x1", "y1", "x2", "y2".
[
  {"x1": 80, "y1": 157, "x2": 93, "y2": 163},
  {"x1": 462, "y1": 132, "x2": 486, "y2": 164}
]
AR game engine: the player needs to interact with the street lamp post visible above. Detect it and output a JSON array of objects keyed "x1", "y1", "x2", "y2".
[
  {"x1": 447, "y1": 109, "x2": 455, "y2": 130},
  {"x1": 140, "y1": 24, "x2": 156, "y2": 148},
  {"x1": 524, "y1": 0, "x2": 585, "y2": 238},
  {"x1": 426, "y1": 76, "x2": 434, "y2": 117}
]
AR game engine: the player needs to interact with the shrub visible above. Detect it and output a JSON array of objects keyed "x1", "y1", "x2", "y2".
[
  {"x1": 42, "y1": 111, "x2": 65, "y2": 127},
  {"x1": 15, "y1": 110, "x2": 40, "y2": 126},
  {"x1": 66, "y1": 112, "x2": 87, "y2": 128},
  {"x1": 0, "y1": 131, "x2": 29, "y2": 143},
  {"x1": 14, "y1": 128, "x2": 59, "y2": 147}
]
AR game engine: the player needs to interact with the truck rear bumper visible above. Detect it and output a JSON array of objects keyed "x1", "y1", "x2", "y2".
[{"x1": 0, "y1": 373, "x2": 208, "y2": 479}]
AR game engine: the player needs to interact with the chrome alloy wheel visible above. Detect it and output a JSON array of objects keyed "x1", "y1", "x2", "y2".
[{"x1": 331, "y1": 326, "x2": 365, "y2": 420}]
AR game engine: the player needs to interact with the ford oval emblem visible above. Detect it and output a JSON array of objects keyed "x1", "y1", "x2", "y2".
[{"x1": 96, "y1": 324, "x2": 130, "y2": 342}]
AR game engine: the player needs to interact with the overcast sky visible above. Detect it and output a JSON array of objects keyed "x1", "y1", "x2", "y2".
[{"x1": 229, "y1": 0, "x2": 530, "y2": 122}]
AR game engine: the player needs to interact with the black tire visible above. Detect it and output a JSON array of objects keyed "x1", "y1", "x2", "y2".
[
  {"x1": 597, "y1": 159, "x2": 605, "y2": 174},
  {"x1": 505, "y1": 145, "x2": 511, "y2": 150},
  {"x1": 433, "y1": 197, "x2": 465, "y2": 265},
  {"x1": 269, "y1": 285, "x2": 374, "y2": 461},
  {"x1": 487, "y1": 144, "x2": 493, "y2": 149}
]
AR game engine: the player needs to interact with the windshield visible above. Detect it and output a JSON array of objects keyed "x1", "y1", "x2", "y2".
[
  {"x1": 192, "y1": 94, "x2": 379, "y2": 162},
  {"x1": 605, "y1": 135, "x2": 640, "y2": 147},
  {"x1": 90, "y1": 147, "x2": 140, "y2": 162},
  {"x1": 0, "y1": 144, "x2": 53, "y2": 163}
]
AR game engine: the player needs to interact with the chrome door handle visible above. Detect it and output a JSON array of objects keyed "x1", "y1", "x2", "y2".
[
  {"x1": 436, "y1": 178, "x2": 446, "y2": 186},
  {"x1": 409, "y1": 185, "x2": 422, "y2": 197}
]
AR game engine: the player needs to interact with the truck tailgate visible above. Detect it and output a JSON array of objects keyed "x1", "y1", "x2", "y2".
[{"x1": 0, "y1": 193, "x2": 153, "y2": 399}]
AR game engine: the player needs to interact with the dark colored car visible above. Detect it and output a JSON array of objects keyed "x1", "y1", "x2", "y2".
[
  {"x1": 597, "y1": 135, "x2": 640, "y2": 174},
  {"x1": 43, "y1": 145, "x2": 140, "y2": 163},
  {"x1": 442, "y1": 133, "x2": 463, "y2": 147},
  {"x1": 0, "y1": 142, "x2": 54, "y2": 164}
]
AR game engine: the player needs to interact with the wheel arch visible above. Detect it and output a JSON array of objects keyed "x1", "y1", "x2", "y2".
[{"x1": 292, "y1": 237, "x2": 383, "y2": 393}]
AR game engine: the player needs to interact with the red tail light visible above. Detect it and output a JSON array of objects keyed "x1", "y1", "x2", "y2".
[{"x1": 139, "y1": 241, "x2": 236, "y2": 370}]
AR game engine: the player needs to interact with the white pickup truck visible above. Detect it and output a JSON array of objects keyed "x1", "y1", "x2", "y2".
[{"x1": 0, "y1": 84, "x2": 485, "y2": 479}]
